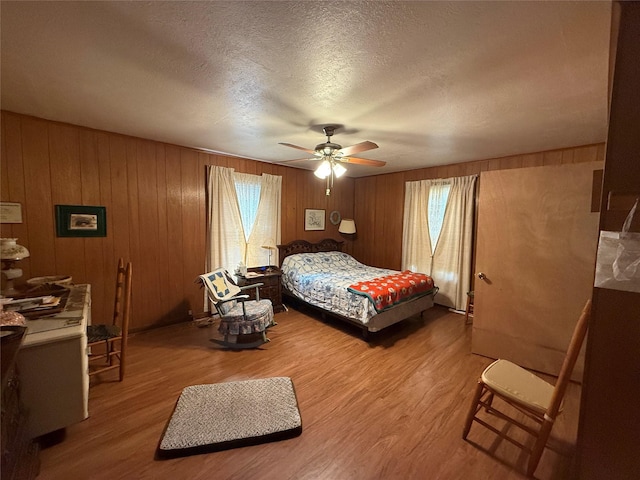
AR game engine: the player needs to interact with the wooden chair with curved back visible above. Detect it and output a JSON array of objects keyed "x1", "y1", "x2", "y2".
[
  {"x1": 462, "y1": 299, "x2": 591, "y2": 477},
  {"x1": 87, "y1": 258, "x2": 132, "y2": 381}
]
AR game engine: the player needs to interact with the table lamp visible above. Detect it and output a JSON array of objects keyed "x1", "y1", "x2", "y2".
[
  {"x1": 1, "y1": 238, "x2": 30, "y2": 295},
  {"x1": 338, "y1": 219, "x2": 356, "y2": 234},
  {"x1": 261, "y1": 244, "x2": 276, "y2": 273}
]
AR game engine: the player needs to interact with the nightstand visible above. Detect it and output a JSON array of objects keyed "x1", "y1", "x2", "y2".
[{"x1": 236, "y1": 267, "x2": 285, "y2": 313}]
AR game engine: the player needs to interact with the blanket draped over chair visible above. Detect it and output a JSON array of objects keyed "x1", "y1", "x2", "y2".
[{"x1": 348, "y1": 271, "x2": 435, "y2": 312}]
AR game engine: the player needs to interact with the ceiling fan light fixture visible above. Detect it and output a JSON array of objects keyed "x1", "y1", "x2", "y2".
[
  {"x1": 318, "y1": 142, "x2": 341, "y2": 156},
  {"x1": 332, "y1": 162, "x2": 347, "y2": 178},
  {"x1": 279, "y1": 125, "x2": 384, "y2": 195},
  {"x1": 314, "y1": 160, "x2": 331, "y2": 179}
]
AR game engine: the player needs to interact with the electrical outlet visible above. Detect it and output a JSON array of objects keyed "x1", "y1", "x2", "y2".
[{"x1": 188, "y1": 309, "x2": 193, "y2": 316}]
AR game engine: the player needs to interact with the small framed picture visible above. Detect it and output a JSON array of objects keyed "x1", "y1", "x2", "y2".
[
  {"x1": 329, "y1": 210, "x2": 341, "y2": 225},
  {"x1": 0, "y1": 202, "x2": 23, "y2": 223},
  {"x1": 55, "y1": 205, "x2": 107, "y2": 237},
  {"x1": 304, "y1": 209, "x2": 325, "y2": 231}
]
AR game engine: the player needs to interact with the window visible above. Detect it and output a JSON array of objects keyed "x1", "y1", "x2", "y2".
[
  {"x1": 402, "y1": 175, "x2": 476, "y2": 310},
  {"x1": 206, "y1": 166, "x2": 281, "y2": 277},
  {"x1": 427, "y1": 183, "x2": 451, "y2": 254},
  {"x1": 234, "y1": 173, "x2": 262, "y2": 240}
]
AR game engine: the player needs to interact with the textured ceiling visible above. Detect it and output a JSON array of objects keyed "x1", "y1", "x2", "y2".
[{"x1": 1, "y1": 1, "x2": 611, "y2": 177}]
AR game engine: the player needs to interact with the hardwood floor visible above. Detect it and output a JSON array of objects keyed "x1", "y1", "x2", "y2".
[{"x1": 37, "y1": 306, "x2": 581, "y2": 480}]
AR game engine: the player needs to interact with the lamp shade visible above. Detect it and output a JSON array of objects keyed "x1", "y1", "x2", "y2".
[
  {"x1": 0, "y1": 238, "x2": 30, "y2": 261},
  {"x1": 314, "y1": 160, "x2": 331, "y2": 179},
  {"x1": 332, "y1": 162, "x2": 347, "y2": 178},
  {"x1": 338, "y1": 219, "x2": 356, "y2": 234}
]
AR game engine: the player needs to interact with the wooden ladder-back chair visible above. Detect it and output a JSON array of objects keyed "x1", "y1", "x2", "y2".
[
  {"x1": 87, "y1": 259, "x2": 132, "y2": 381},
  {"x1": 462, "y1": 299, "x2": 591, "y2": 477}
]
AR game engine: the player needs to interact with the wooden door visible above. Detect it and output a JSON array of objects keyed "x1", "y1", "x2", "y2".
[{"x1": 472, "y1": 162, "x2": 601, "y2": 377}]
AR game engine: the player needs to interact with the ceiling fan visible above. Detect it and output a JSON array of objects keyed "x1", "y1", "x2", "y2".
[{"x1": 279, "y1": 125, "x2": 385, "y2": 195}]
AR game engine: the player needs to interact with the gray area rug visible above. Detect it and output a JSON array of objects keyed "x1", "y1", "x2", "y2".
[{"x1": 157, "y1": 377, "x2": 302, "y2": 458}]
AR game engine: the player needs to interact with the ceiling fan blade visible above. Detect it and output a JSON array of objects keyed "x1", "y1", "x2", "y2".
[
  {"x1": 338, "y1": 141, "x2": 378, "y2": 156},
  {"x1": 340, "y1": 156, "x2": 386, "y2": 167},
  {"x1": 280, "y1": 157, "x2": 320, "y2": 164},
  {"x1": 279, "y1": 142, "x2": 316, "y2": 155}
]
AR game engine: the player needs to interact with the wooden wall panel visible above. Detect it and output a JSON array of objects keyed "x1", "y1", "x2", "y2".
[
  {"x1": 154, "y1": 144, "x2": 171, "y2": 322},
  {"x1": 125, "y1": 139, "x2": 141, "y2": 310},
  {"x1": 78, "y1": 129, "x2": 107, "y2": 323},
  {"x1": 0, "y1": 120, "x2": 9, "y2": 208},
  {"x1": 164, "y1": 144, "x2": 186, "y2": 324},
  {"x1": 1, "y1": 115, "x2": 26, "y2": 252},
  {"x1": 50, "y1": 123, "x2": 86, "y2": 283},
  {"x1": 281, "y1": 165, "x2": 299, "y2": 249},
  {"x1": 179, "y1": 148, "x2": 202, "y2": 316},
  {"x1": 136, "y1": 140, "x2": 161, "y2": 324},
  {"x1": 1, "y1": 111, "x2": 604, "y2": 331},
  {"x1": 352, "y1": 143, "x2": 605, "y2": 270},
  {"x1": 1, "y1": 112, "x2": 354, "y2": 331},
  {"x1": 353, "y1": 176, "x2": 377, "y2": 266},
  {"x1": 21, "y1": 116, "x2": 56, "y2": 276},
  {"x1": 108, "y1": 135, "x2": 130, "y2": 264},
  {"x1": 381, "y1": 173, "x2": 404, "y2": 269},
  {"x1": 578, "y1": 3, "x2": 640, "y2": 478},
  {"x1": 96, "y1": 132, "x2": 116, "y2": 325}
]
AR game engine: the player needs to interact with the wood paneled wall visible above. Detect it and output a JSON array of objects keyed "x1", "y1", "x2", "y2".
[
  {"x1": 578, "y1": 2, "x2": 640, "y2": 478},
  {"x1": 352, "y1": 143, "x2": 605, "y2": 269},
  {"x1": 0, "y1": 111, "x2": 354, "y2": 331},
  {"x1": 1, "y1": 110, "x2": 605, "y2": 331}
]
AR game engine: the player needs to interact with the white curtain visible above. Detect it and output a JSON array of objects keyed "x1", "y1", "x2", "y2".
[
  {"x1": 402, "y1": 175, "x2": 477, "y2": 310},
  {"x1": 206, "y1": 166, "x2": 246, "y2": 277},
  {"x1": 246, "y1": 173, "x2": 282, "y2": 267},
  {"x1": 402, "y1": 180, "x2": 432, "y2": 272},
  {"x1": 206, "y1": 166, "x2": 282, "y2": 275}
]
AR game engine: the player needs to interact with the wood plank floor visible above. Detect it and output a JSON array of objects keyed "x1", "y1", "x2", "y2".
[{"x1": 37, "y1": 305, "x2": 581, "y2": 480}]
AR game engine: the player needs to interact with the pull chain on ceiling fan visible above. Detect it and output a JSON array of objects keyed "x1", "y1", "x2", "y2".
[{"x1": 279, "y1": 125, "x2": 385, "y2": 195}]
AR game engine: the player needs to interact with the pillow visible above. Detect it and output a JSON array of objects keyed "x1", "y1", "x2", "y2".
[{"x1": 218, "y1": 299, "x2": 237, "y2": 316}]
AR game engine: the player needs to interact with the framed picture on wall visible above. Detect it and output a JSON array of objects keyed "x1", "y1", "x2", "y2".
[
  {"x1": 0, "y1": 202, "x2": 23, "y2": 223},
  {"x1": 304, "y1": 209, "x2": 325, "y2": 231},
  {"x1": 55, "y1": 205, "x2": 107, "y2": 237}
]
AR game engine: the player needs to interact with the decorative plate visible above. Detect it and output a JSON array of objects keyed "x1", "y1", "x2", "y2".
[{"x1": 329, "y1": 210, "x2": 341, "y2": 225}]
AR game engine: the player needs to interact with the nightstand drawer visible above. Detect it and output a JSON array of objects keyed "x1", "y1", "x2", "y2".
[
  {"x1": 244, "y1": 284, "x2": 277, "y2": 301},
  {"x1": 236, "y1": 267, "x2": 284, "y2": 313},
  {"x1": 259, "y1": 286, "x2": 278, "y2": 301},
  {"x1": 259, "y1": 276, "x2": 279, "y2": 287}
]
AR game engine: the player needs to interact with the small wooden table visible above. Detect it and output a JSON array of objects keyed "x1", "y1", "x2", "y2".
[{"x1": 236, "y1": 267, "x2": 285, "y2": 313}]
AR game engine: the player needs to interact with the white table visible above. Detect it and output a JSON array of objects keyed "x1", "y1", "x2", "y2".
[{"x1": 17, "y1": 284, "x2": 90, "y2": 438}]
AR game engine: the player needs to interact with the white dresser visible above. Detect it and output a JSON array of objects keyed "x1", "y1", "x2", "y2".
[{"x1": 17, "y1": 285, "x2": 90, "y2": 438}]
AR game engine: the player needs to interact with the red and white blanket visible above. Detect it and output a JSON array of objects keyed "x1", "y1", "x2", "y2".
[{"x1": 347, "y1": 271, "x2": 435, "y2": 312}]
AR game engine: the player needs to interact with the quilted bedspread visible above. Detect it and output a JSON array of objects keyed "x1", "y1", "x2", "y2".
[
  {"x1": 347, "y1": 271, "x2": 435, "y2": 312},
  {"x1": 281, "y1": 251, "x2": 436, "y2": 324}
]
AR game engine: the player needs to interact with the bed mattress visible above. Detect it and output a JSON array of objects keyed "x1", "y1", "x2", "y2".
[{"x1": 282, "y1": 251, "x2": 432, "y2": 325}]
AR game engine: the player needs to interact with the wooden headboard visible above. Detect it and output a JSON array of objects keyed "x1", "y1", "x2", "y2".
[{"x1": 277, "y1": 238, "x2": 344, "y2": 266}]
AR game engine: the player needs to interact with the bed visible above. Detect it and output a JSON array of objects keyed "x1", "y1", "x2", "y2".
[{"x1": 277, "y1": 239, "x2": 438, "y2": 338}]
